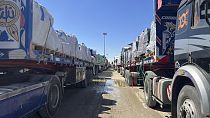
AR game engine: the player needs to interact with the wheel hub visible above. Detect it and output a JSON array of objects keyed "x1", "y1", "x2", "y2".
[{"x1": 179, "y1": 99, "x2": 196, "y2": 118}]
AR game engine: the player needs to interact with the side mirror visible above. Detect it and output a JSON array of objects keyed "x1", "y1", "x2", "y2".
[{"x1": 204, "y1": 0, "x2": 210, "y2": 26}]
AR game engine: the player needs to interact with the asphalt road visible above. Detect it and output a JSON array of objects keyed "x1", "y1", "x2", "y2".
[{"x1": 32, "y1": 69, "x2": 170, "y2": 118}]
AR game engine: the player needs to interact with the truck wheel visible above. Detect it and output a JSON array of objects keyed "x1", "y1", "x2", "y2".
[
  {"x1": 177, "y1": 85, "x2": 201, "y2": 118},
  {"x1": 139, "y1": 80, "x2": 144, "y2": 86},
  {"x1": 144, "y1": 71, "x2": 157, "y2": 108},
  {"x1": 81, "y1": 79, "x2": 87, "y2": 88},
  {"x1": 39, "y1": 76, "x2": 62, "y2": 118}
]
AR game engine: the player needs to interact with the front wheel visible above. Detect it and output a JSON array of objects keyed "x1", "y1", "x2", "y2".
[
  {"x1": 177, "y1": 85, "x2": 202, "y2": 118},
  {"x1": 39, "y1": 75, "x2": 62, "y2": 118}
]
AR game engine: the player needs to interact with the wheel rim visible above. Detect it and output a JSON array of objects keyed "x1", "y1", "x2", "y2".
[
  {"x1": 49, "y1": 85, "x2": 60, "y2": 108},
  {"x1": 179, "y1": 99, "x2": 196, "y2": 118}
]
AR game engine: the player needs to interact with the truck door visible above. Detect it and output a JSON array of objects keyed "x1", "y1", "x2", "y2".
[{"x1": 175, "y1": 0, "x2": 193, "y2": 63}]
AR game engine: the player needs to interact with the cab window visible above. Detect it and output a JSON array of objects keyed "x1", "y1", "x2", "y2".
[{"x1": 192, "y1": 0, "x2": 210, "y2": 28}]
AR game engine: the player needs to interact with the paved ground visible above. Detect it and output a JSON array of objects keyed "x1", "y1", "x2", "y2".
[{"x1": 32, "y1": 68, "x2": 171, "y2": 118}]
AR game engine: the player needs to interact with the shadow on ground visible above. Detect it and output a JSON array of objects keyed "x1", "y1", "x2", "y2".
[
  {"x1": 51, "y1": 69, "x2": 117, "y2": 118},
  {"x1": 30, "y1": 68, "x2": 117, "y2": 118}
]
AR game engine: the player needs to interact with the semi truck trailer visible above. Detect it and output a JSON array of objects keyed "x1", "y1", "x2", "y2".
[
  {"x1": 0, "y1": 0, "x2": 99, "y2": 117},
  {"x1": 119, "y1": 0, "x2": 210, "y2": 117}
]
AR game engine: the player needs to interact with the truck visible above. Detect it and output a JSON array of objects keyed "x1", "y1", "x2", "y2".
[
  {"x1": 95, "y1": 54, "x2": 109, "y2": 72},
  {"x1": 0, "y1": 0, "x2": 101, "y2": 117},
  {"x1": 119, "y1": 0, "x2": 210, "y2": 117},
  {"x1": 114, "y1": 56, "x2": 121, "y2": 72}
]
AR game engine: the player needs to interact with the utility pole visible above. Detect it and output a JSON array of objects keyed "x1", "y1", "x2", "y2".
[{"x1": 103, "y1": 33, "x2": 107, "y2": 69}]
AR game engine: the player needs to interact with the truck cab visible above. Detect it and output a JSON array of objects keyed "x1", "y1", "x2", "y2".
[
  {"x1": 172, "y1": 0, "x2": 210, "y2": 117},
  {"x1": 175, "y1": 0, "x2": 210, "y2": 68}
]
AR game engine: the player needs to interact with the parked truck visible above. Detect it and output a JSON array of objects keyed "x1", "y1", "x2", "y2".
[
  {"x1": 95, "y1": 54, "x2": 109, "y2": 73},
  {"x1": 0, "y1": 0, "x2": 100, "y2": 118},
  {"x1": 119, "y1": 0, "x2": 210, "y2": 117}
]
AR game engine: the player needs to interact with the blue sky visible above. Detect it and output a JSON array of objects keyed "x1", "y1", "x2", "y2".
[{"x1": 36, "y1": 0, "x2": 154, "y2": 61}]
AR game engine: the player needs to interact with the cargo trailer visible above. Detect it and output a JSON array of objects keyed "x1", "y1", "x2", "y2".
[{"x1": 0, "y1": 0, "x2": 101, "y2": 117}]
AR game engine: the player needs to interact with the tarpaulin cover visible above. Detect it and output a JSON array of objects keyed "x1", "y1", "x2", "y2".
[
  {"x1": 0, "y1": 0, "x2": 96, "y2": 63},
  {"x1": 81, "y1": 43, "x2": 87, "y2": 60},
  {"x1": 67, "y1": 35, "x2": 78, "y2": 57},
  {"x1": 138, "y1": 32, "x2": 144, "y2": 55},
  {"x1": 46, "y1": 27, "x2": 62, "y2": 53},
  {"x1": 76, "y1": 43, "x2": 93, "y2": 63},
  {"x1": 57, "y1": 31, "x2": 70, "y2": 55},
  {"x1": 146, "y1": 21, "x2": 156, "y2": 56},
  {"x1": 91, "y1": 56, "x2": 96, "y2": 64},
  {"x1": 86, "y1": 48, "x2": 92, "y2": 62},
  {"x1": 132, "y1": 39, "x2": 138, "y2": 52},
  {"x1": 125, "y1": 48, "x2": 132, "y2": 64},
  {"x1": 32, "y1": 1, "x2": 53, "y2": 46},
  {"x1": 138, "y1": 29, "x2": 150, "y2": 55},
  {"x1": 131, "y1": 38, "x2": 139, "y2": 61},
  {"x1": 76, "y1": 43, "x2": 88, "y2": 61},
  {"x1": 90, "y1": 49, "x2": 97, "y2": 57},
  {"x1": 76, "y1": 44, "x2": 82, "y2": 59}
]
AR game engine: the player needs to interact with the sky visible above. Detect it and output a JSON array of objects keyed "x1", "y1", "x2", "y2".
[{"x1": 36, "y1": 0, "x2": 154, "y2": 61}]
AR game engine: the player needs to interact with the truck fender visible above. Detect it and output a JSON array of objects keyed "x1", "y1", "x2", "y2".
[{"x1": 171, "y1": 64, "x2": 210, "y2": 118}]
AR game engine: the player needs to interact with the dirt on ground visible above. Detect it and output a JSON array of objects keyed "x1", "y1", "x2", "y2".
[{"x1": 32, "y1": 68, "x2": 170, "y2": 118}]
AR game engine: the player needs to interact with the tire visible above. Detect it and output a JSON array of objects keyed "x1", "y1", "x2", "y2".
[
  {"x1": 177, "y1": 85, "x2": 202, "y2": 118},
  {"x1": 81, "y1": 79, "x2": 87, "y2": 88},
  {"x1": 86, "y1": 69, "x2": 92, "y2": 86},
  {"x1": 138, "y1": 80, "x2": 144, "y2": 86},
  {"x1": 144, "y1": 71, "x2": 157, "y2": 108},
  {"x1": 39, "y1": 75, "x2": 62, "y2": 118}
]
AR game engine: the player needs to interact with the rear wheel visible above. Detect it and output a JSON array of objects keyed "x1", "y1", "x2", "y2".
[
  {"x1": 81, "y1": 79, "x2": 87, "y2": 88},
  {"x1": 39, "y1": 75, "x2": 62, "y2": 118},
  {"x1": 177, "y1": 85, "x2": 201, "y2": 118},
  {"x1": 144, "y1": 71, "x2": 157, "y2": 108}
]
